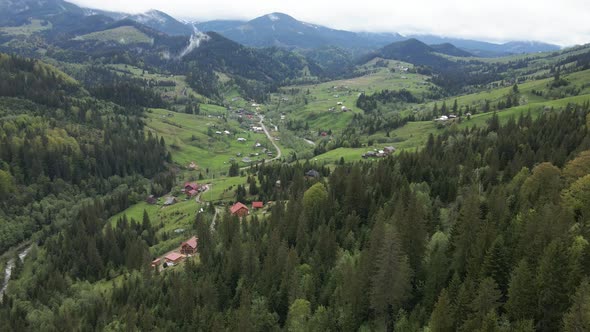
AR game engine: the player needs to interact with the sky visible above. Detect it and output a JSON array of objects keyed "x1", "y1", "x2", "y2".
[{"x1": 70, "y1": 0, "x2": 590, "y2": 46}]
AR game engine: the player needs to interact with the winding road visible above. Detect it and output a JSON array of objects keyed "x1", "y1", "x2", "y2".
[{"x1": 240, "y1": 115, "x2": 282, "y2": 171}]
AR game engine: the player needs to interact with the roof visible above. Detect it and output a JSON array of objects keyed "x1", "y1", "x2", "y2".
[
  {"x1": 184, "y1": 182, "x2": 198, "y2": 190},
  {"x1": 230, "y1": 202, "x2": 249, "y2": 214},
  {"x1": 151, "y1": 258, "x2": 161, "y2": 264},
  {"x1": 305, "y1": 170, "x2": 320, "y2": 178},
  {"x1": 165, "y1": 252, "x2": 183, "y2": 261},
  {"x1": 182, "y1": 236, "x2": 198, "y2": 249},
  {"x1": 252, "y1": 201, "x2": 264, "y2": 208},
  {"x1": 188, "y1": 189, "x2": 198, "y2": 196},
  {"x1": 164, "y1": 197, "x2": 176, "y2": 205}
]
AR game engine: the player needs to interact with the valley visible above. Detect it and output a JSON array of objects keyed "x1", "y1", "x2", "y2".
[{"x1": 1, "y1": 0, "x2": 590, "y2": 331}]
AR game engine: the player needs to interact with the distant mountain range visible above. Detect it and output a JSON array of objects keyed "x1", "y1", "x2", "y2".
[
  {"x1": 193, "y1": 12, "x2": 561, "y2": 56},
  {"x1": 195, "y1": 13, "x2": 405, "y2": 54},
  {"x1": 405, "y1": 35, "x2": 561, "y2": 57},
  {"x1": 0, "y1": 0, "x2": 563, "y2": 58}
]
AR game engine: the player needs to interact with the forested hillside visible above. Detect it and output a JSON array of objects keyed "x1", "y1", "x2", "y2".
[
  {"x1": 0, "y1": 53, "x2": 169, "y2": 254},
  {"x1": 2, "y1": 76, "x2": 590, "y2": 329}
]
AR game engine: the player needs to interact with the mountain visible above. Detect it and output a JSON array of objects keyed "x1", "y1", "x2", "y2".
[
  {"x1": 195, "y1": 19, "x2": 245, "y2": 33},
  {"x1": 367, "y1": 38, "x2": 455, "y2": 68},
  {"x1": 126, "y1": 10, "x2": 193, "y2": 36},
  {"x1": 0, "y1": 0, "x2": 85, "y2": 25},
  {"x1": 198, "y1": 12, "x2": 404, "y2": 53},
  {"x1": 430, "y1": 43, "x2": 473, "y2": 57},
  {"x1": 408, "y1": 34, "x2": 561, "y2": 56}
]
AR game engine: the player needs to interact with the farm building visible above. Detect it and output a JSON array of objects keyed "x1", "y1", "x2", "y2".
[
  {"x1": 164, "y1": 197, "x2": 177, "y2": 206},
  {"x1": 151, "y1": 258, "x2": 161, "y2": 268},
  {"x1": 237, "y1": 137, "x2": 247, "y2": 142},
  {"x1": 384, "y1": 146, "x2": 396, "y2": 154},
  {"x1": 252, "y1": 201, "x2": 264, "y2": 209},
  {"x1": 184, "y1": 182, "x2": 199, "y2": 192},
  {"x1": 146, "y1": 195, "x2": 157, "y2": 205},
  {"x1": 305, "y1": 170, "x2": 321, "y2": 178},
  {"x1": 165, "y1": 252, "x2": 184, "y2": 265},
  {"x1": 230, "y1": 202, "x2": 249, "y2": 217},
  {"x1": 180, "y1": 236, "x2": 198, "y2": 255}
]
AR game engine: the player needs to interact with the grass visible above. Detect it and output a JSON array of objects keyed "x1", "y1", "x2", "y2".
[
  {"x1": 269, "y1": 59, "x2": 433, "y2": 135},
  {"x1": 145, "y1": 108, "x2": 269, "y2": 172},
  {"x1": 74, "y1": 26, "x2": 153, "y2": 45},
  {"x1": 0, "y1": 19, "x2": 51, "y2": 36}
]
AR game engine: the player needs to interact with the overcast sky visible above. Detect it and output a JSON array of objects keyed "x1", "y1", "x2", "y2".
[{"x1": 70, "y1": 0, "x2": 590, "y2": 46}]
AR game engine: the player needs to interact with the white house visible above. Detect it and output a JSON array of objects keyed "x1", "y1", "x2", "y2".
[{"x1": 237, "y1": 137, "x2": 246, "y2": 142}]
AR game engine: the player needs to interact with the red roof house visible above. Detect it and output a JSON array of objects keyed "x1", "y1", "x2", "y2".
[
  {"x1": 165, "y1": 252, "x2": 184, "y2": 264},
  {"x1": 252, "y1": 201, "x2": 264, "y2": 209},
  {"x1": 180, "y1": 236, "x2": 198, "y2": 255},
  {"x1": 188, "y1": 189, "x2": 199, "y2": 197},
  {"x1": 230, "y1": 202, "x2": 249, "y2": 217},
  {"x1": 151, "y1": 258, "x2": 161, "y2": 268},
  {"x1": 184, "y1": 182, "x2": 199, "y2": 192}
]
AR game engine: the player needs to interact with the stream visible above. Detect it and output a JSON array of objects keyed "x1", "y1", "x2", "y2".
[{"x1": 0, "y1": 245, "x2": 31, "y2": 302}]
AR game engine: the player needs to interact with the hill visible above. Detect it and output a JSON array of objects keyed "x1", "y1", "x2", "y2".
[
  {"x1": 409, "y1": 34, "x2": 561, "y2": 56},
  {"x1": 200, "y1": 12, "x2": 404, "y2": 53},
  {"x1": 367, "y1": 38, "x2": 456, "y2": 68},
  {"x1": 430, "y1": 43, "x2": 473, "y2": 57},
  {"x1": 126, "y1": 10, "x2": 193, "y2": 36}
]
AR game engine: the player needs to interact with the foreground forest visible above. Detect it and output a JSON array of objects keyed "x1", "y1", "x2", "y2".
[{"x1": 1, "y1": 52, "x2": 590, "y2": 330}]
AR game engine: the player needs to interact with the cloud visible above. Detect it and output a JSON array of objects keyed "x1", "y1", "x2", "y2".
[{"x1": 69, "y1": 0, "x2": 590, "y2": 46}]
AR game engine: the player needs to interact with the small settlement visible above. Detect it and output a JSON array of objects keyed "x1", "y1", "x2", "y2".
[
  {"x1": 151, "y1": 236, "x2": 199, "y2": 270},
  {"x1": 362, "y1": 146, "x2": 396, "y2": 159}
]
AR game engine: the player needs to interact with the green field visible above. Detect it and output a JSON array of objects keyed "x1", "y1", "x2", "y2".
[
  {"x1": 74, "y1": 26, "x2": 153, "y2": 45},
  {"x1": 0, "y1": 19, "x2": 51, "y2": 36},
  {"x1": 145, "y1": 108, "x2": 270, "y2": 172},
  {"x1": 269, "y1": 58, "x2": 433, "y2": 134}
]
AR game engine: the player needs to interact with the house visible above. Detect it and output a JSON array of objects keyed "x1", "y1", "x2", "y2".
[
  {"x1": 435, "y1": 115, "x2": 449, "y2": 122},
  {"x1": 337, "y1": 102, "x2": 343, "y2": 105},
  {"x1": 165, "y1": 252, "x2": 184, "y2": 265},
  {"x1": 362, "y1": 151, "x2": 377, "y2": 158},
  {"x1": 230, "y1": 202, "x2": 249, "y2": 217},
  {"x1": 188, "y1": 189, "x2": 199, "y2": 197},
  {"x1": 146, "y1": 195, "x2": 157, "y2": 205},
  {"x1": 321, "y1": 132, "x2": 328, "y2": 137},
  {"x1": 188, "y1": 161, "x2": 198, "y2": 170},
  {"x1": 164, "y1": 197, "x2": 177, "y2": 206},
  {"x1": 184, "y1": 182, "x2": 199, "y2": 192},
  {"x1": 215, "y1": 131, "x2": 222, "y2": 135},
  {"x1": 224, "y1": 130, "x2": 231, "y2": 135},
  {"x1": 242, "y1": 157, "x2": 252, "y2": 163},
  {"x1": 341, "y1": 106, "x2": 349, "y2": 112},
  {"x1": 151, "y1": 258, "x2": 161, "y2": 268},
  {"x1": 384, "y1": 146, "x2": 396, "y2": 154},
  {"x1": 305, "y1": 169, "x2": 321, "y2": 178},
  {"x1": 252, "y1": 201, "x2": 264, "y2": 209},
  {"x1": 180, "y1": 236, "x2": 198, "y2": 255},
  {"x1": 237, "y1": 137, "x2": 246, "y2": 142}
]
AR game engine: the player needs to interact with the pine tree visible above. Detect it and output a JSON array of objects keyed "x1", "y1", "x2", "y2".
[
  {"x1": 562, "y1": 278, "x2": 590, "y2": 332},
  {"x1": 429, "y1": 289, "x2": 455, "y2": 332},
  {"x1": 370, "y1": 225, "x2": 412, "y2": 324},
  {"x1": 505, "y1": 259, "x2": 537, "y2": 321}
]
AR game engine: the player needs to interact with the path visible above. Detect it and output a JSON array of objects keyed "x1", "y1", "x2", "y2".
[
  {"x1": 239, "y1": 115, "x2": 282, "y2": 171},
  {"x1": 303, "y1": 138, "x2": 316, "y2": 146},
  {"x1": 259, "y1": 115, "x2": 282, "y2": 161}
]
